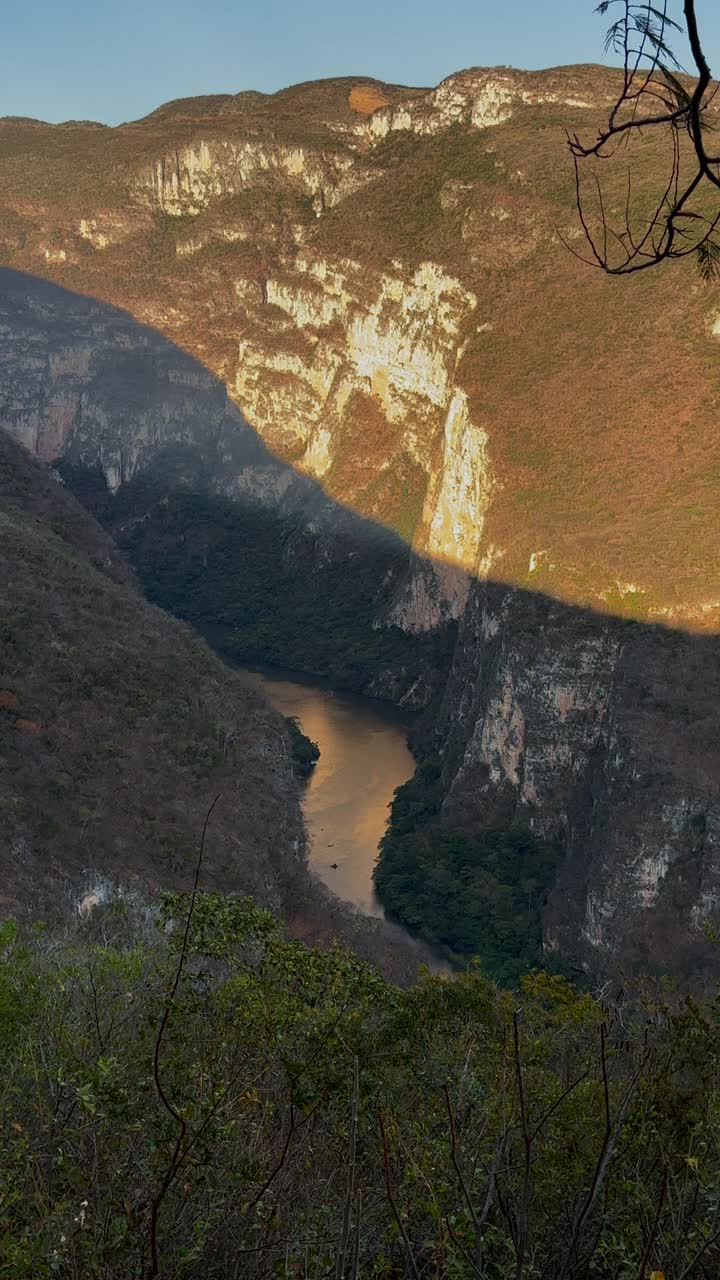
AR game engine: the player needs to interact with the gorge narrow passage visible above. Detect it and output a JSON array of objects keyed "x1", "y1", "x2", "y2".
[{"x1": 238, "y1": 668, "x2": 415, "y2": 917}]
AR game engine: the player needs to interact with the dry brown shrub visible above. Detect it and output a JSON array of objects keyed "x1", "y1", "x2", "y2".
[{"x1": 0, "y1": 690, "x2": 18, "y2": 709}]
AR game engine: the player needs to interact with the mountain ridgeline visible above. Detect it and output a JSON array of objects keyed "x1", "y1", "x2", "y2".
[{"x1": 2, "y1": 64, "x2": 720, "y2": 979}]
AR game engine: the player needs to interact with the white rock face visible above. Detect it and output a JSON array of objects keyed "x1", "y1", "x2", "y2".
[
  {"x1": 424, "y1": 390, "x2": 493, "y2": 571},
  {"x1": 222, "y1": 246, "x2": 500, "y2": 628},
  {"x1": 470, "y1": 80, "x2": 515, "y2": 129},
  {"x1": 384, "y1": 559, "x2": 473, "y2": 632},
  {"x1": 136, "y1": 139, "x2": 361, "y2": 215},
  {"x1": 361, "y1": 68, "x2": 611, "y2": 142},
  {"x1": 480, "y1": 672, "x2": 526, "y2": 786},
  {"x1": 227, "y1": 249, "x2": 493, "y2": 625},
  {"x1": 445, "y1": 613, "x2": 622, "y2": 827},
  {"x1": 346, "y1": 263, "x2": 475, "y2": 412}
]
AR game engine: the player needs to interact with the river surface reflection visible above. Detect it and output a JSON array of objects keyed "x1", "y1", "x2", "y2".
[{"x1": 238, "y1": 668, "x2": 414, "y2": 916}]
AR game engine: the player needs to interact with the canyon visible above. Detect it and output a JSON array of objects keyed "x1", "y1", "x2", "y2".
[{"x1": 2, "y1": 64, "x2": 720, "y2": 977}]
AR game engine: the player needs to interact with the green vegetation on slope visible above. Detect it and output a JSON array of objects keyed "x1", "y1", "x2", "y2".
[
  {"x1": 2, "y1": 892, "x2": 719, "y2": 1278},
  {"x1": 317, "y1": 124, "x2": 505, "y2": 267},
  {"x1": 0, "y1": 432, "x2": 432, "y2": 982},
  {"x1": 0, "y1": 431, "x2": 303, "y2": 910},
  {"x1": 285, "y1": 714, "x2": 320, "y2": 778},
  {"x1": 61, "y1": 468, "x2": 456, "y2": 698},
  {"x1": 374, "y1": 761, "x2": 561, "y2": 982},
  {"x1": 117, "y1": 489, "x2": 439, "y2": 692}
]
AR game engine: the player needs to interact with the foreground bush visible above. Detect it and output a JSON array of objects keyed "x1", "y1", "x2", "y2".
[{"x1": 1, "y1": 895, "x2": 719, "y2": 1278}]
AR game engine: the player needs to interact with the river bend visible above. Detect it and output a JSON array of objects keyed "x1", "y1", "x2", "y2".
[{"x1": 238, "y1": 668, "x2": 414, "y2": 916}]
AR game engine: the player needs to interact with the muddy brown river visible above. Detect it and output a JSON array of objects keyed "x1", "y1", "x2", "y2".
[{"x1": 238, "y1": 668, "x2": 415, "y2": 916}]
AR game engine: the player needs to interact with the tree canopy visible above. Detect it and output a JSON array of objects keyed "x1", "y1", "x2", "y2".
[{"x1": 3, "y1": 894, "x2": 720, "y2": 1278}]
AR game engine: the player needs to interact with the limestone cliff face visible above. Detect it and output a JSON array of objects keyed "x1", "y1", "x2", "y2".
[
  {"x1": 0, "y1": 269, "x2": 291, "y2": 501},
  {"x1": 356, "y1": 66, "x2": 614, "y2": 140},
  {"x1": 437, "y1": 582, "x2": 720, "y2": 973},
  {"x1": 232, "y1": 250, "x2": 490, "y2": 625},
  {"x1": 135, "y1": 138, "x2": 364, "y2": 217}
]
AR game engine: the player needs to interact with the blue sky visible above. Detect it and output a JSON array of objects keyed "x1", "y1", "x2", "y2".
[{"x1": 2, "y1": 0, "x2": 719, "y2": 125}]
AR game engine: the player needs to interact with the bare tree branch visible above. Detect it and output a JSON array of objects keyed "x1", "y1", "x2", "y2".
[
  {"x1": 146, "y1": 794, "x2": 221, "y2": 1279},
  {"x1": 378, "y1": 1110, "x2": 421, "y2": 1280},
  {"x1": 569, "y1": 2, "x2": 720, "y2": 275}
]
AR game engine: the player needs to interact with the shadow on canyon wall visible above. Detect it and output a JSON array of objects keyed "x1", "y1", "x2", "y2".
[{"x1": 2, "y1": 267, "x2": 720, "y2": 980}]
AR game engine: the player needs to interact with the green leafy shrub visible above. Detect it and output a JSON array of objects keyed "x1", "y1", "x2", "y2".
[{"x1": 1, "y1": 894, "x2": 720, "y2": 1278}]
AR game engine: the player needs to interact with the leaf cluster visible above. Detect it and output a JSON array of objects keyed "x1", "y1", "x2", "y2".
[{"x1": 3, "y1": 895, "x2": 720, "y2": 1278}]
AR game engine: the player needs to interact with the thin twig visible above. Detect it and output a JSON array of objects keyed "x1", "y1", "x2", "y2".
[
  {"x1": 378, "y1": 1110, "x2": 421, "y2": 1280},
  {"x1": 146, "y1": 794, "x2": 221, "y2": 1279},
  {"x1": 513, "y1": 1010, "x2": 532, "y2": 1280},
  {"x1": 635, "y1": 1167, "x2": 668, "y2": 1280},
  {"x1": 335, "y1": 1056, "x2": 360, "y2": 1280}
]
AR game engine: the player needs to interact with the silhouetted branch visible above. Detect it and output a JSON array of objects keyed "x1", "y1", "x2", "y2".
[
  {"x1": 336, "y1": 1056, "x2": 360, "y2": 1280},
  {"x1": 569, "y1": 2, "x2": 720, "y2": 275},
  {"x1": 635, "y1": 1166, "x2": 668, "y2": 1280},
  {"x1": 558, "y1": 1023, "x2": 651, "y2": 1279},
  {"x1": 676, "y1": 1221, "x2": 720, "y2": 1279},
  {"x1": 350, "y1": 1190, "x2": 362, "y2": 1280},
  {"x1": 443, "y1": 1082, "x2": 504, "y2": 1278},
  {"x1": 378, "y1": 1110, "x2": 421, "y2": 1280},
  {"x1": 241, "y1": 1096, "x2": 297, "y2": 1221},
  {"x1": 513, "y1": 1010, "x2": 531, "y2": 1280},
  {"x1": 146, "y1": 793, "x2": 221, "y2": 1279}
]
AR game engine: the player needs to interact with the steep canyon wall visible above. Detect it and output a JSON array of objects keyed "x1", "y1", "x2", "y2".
[{"x1": 3, "y1": 65, "x2": 720, "y2": 973}]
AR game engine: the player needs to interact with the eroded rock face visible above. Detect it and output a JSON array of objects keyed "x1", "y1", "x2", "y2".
[
  {"x1": 0, "y1": 269, "x2": 281, "y2": 494},
  {"x1": 438, "y1": 582, "x2": 720, "y2": 974},
  {"x1": 135, "y1": 139, "x2": 362, "y2": 216},
  {"x1": 358, "y1": 66, "x2": 613, "y2": 141},
  {"x1": 233, "y1": 251, "x2": 488, "y2": 621}
]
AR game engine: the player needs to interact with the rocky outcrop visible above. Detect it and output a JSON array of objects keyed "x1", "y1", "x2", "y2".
[
  {"x1": 437, "y1": 582, "x2": 720, "y2": 975},
  {"x1": 135, "y1": 139, "x2": 364, "y2": 217},
  {"x1": 233, "y1": 251, "x2": 487, "y2": 613},
  {"x1": 356, "y1": 65, "x2": 616, "y2": 141},
  {"x1": 0, "y1": 268, "x2": 285, "y2": 495}
]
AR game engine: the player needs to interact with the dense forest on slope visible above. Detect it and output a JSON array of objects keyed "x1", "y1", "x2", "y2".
[
  {"x1": 374, "y1": 762, "x2": 563, "y2": 982},
  {"x1": 2, "y1": 892, "x2": 720, "y2": 1279},
  {"x1": 0, "y1": 430, "x2": 304, "y2": 913},
  {"x1": 59, "y1": 464, "x2": 457, "y2": 699}
]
